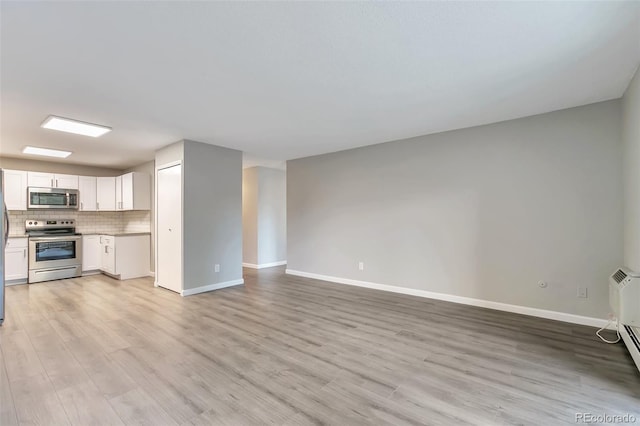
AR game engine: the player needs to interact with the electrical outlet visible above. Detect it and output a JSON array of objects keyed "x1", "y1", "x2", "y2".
[
  {"x1": 214, "y1": 264, "x2": 220, "y2": 273},
  {"x1": 577, "y1": 287, "x2": 588, "y2": 298},
  {"x1": 358, "y1": 262, "x2": 364, "y2": 271}
]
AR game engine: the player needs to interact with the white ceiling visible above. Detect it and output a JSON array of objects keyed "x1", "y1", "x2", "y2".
[{"x1": 1, "y1": 1, "x2": 639, "y2": 169}]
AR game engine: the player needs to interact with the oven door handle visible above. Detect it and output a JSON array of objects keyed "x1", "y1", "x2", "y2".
[{"x1": 29, "y1": 236, "x2": 81, "y2": 242}]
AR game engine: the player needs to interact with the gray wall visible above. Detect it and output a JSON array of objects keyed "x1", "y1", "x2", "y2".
[
  {"x1": 288, "y1": 100, "x2": 623, "y2": 319},
  {"x1": 242, "y1": 168, "x2": 259, "y2": 264},
  {"x1": 623, "y1": 66, "x2": 640, "y2": 272},
  {"x1": 257, "y1": 167, "x2": 287, "y2": 264},
  {"x1": 155, "y1": 140, "x2": 184, "y2": 167},
  {"x1": 242, "y1": 166, "x2": 287, "y2": 266},
  {"x1": 0, "y1": 156, "x2": 122, "y2": 176},
  {"x1": 183, "y1": 140, "x2": 243, "y2": 290}
]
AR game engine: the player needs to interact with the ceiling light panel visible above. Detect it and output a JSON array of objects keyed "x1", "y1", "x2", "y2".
[
  {"x1": 22, "y1": 146, "x2": 72, "y2": 158},
  {"x1": 41, "y1": 115, "x2": 111, "y2": 137}
]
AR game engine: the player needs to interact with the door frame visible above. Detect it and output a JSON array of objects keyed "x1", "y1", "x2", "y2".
[{"x1": 155, "y1": 161, "x2": 183, "y2": 293}]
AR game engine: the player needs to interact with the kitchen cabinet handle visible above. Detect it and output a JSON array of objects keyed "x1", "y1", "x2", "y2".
[
  {"x1": 56, "y1": 179, "x2": 58, "y2": 187},
  {"x1": 51, "y1": 178, "x2": 54, "y2": 187},
  {"x1": 23, "y1": 248, "x2": 26, "y2": 258},
  {"x1": 97, "y1": 202, "x2": 100, "y2": 210},
  {"x1": 80, "y1": 201, "x2": 83, "y2": 210},
  {"x1": 104, "y1": 246, "x2": 108, "y2": 254},
  {"x1": 3, "y1": 205, "x2": 9, "y2": 248}
]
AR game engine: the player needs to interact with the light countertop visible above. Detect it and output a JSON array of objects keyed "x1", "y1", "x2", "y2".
[
  {"x1": 9, "y1": 232, "x2": 150, "y2": 238},
  {"x1": 82, "y1": 232, "x2": 151, "y2": 237},
  {"x1": 8, "y1": 234, "x2": 28, "y2": 239}
]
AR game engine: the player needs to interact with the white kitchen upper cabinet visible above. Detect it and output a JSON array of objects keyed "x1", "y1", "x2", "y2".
[
  {"x1": 96, "y1": 177, "x2": 116, "y2": 211},
  {"x1": 3, "y1": 169, "x2": 27, "y2": 210},
  {"x1": 27, "y1": 171, "x2": 55, "y2": 188},
  {"x1": 78, "y1": 176, "x2": 97, "y2": 211},
  {"x1": 82, "y1": 235, "x2": 101, "y2": 272},
  {"x1": 54, "y1": 174, "x2": 79, "y2": 189},
  {"x1": 27, "y1": 172, "x2": 78, "y2": 189},
  {"x1": 115, "y1": 175, "x2": 123, "y2": 210},
  {"x1": 5, "y1": 238, "x2": 28, "y2": 282},
  {"x1": 118, "y1": 172, "x2": 150, "y2": 210}
]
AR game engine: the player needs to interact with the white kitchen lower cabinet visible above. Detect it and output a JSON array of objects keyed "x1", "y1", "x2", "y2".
[
  {"x1": 5, "y1": 238, "x2": 28, "y2": 284},
  {"x1": 99, "y1": 234, "x2": 150, "y2": 280},
  {"x1": 82, "y1": 235, "x2": 101, "y2": 273}
]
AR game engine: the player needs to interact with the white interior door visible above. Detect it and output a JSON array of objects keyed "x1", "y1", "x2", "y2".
[{"x1": 157, "y1": 164, "x2": 182, "y2": 293}]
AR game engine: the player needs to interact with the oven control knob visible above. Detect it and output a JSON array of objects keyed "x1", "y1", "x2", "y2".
[
  {"x1": 28, "y1": 221, "x2": 32, "y2": 225},
  {"x1": 34, "y1": 221, "x2": 38, "y2": 225}
]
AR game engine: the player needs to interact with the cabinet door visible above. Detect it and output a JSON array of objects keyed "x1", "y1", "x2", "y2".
[
  {"x1": 96, "y1": 177, "x2": 116, "y2": 211},
  {"x1": 78, "y1": 176, "x2": 97, "y2": 211},
  {"x1": 100, "y1": 236, "x2": 116, "y2": 274},
  {"x1": 27, "y1": 172, "x2": 54, "y2": 188},
  {"x1": 121, "y1": 173, "x2": 134, "y2": 210},
  {"x1": 115, "y1": 175, "x2": 123, "y2": 210},
  {"x1": 82, "y1": 235, "x2": 101, "y2": 271},
  {"x1": 54, "y1": 174, "x2": 79, "y2": 189},
  {"x1": 3, "y1": 169, "x2": 27, "y2": 210},
  {"x1": 5, "y1": 239, "x2": 28, "y2": 280}
]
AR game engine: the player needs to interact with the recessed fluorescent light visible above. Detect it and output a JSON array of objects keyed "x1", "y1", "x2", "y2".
[
  {"x1": 41, "y1": 115, "x2": 111, "y2": 137},
  {"x1": 22, "y1": 146, "x2": 72, "y2": 158}
]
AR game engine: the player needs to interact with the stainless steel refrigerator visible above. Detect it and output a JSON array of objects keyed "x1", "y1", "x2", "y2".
[{"x1": 0, "y1": 169, "x2": 7, "y2": 325}]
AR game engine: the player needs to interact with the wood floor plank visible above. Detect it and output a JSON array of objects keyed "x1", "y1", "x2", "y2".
[
  {"x1": 9, "y1": 373, "x2": 70, "y2": 425},
  {"x1": 2, "y1": 330, "x2": 45, "y2": 383},
  {"x1": 108, "y1": 387, "x2": 177, "y2": 426},
  {"x1": 0, "y1": 348, "x2": 19, "y2": 426},
  {"x1": 1, "y1": 267, "x2": 639, "y2": 426},
  {"x1": 56, "y1": 379, "x2": 125, "y2": 426}
]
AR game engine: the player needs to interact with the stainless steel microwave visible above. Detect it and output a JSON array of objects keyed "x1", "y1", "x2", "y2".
[{"x1": 27, "y1": 187, "x2": 79, "y2": 209}]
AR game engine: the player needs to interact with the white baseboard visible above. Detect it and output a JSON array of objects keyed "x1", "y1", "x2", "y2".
[
  {"x1": 243, "y1": 260, "x2": 287, "y2": 269},
  {"x1": 148, "y1": 271, "x2": 156, "y2": 278},
  {"x1": 181, "y1": 278, "x2": 245, "y2": 296},
  {"x1": 285, "y1": 269, "x2": 611, "y2": 329}
]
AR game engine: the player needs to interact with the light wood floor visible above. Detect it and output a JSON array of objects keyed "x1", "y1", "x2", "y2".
[{"x1": 1, "y1": 267, "x2": 639, "y2": 425}]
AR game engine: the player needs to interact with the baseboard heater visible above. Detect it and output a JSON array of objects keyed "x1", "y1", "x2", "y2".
[{"x1": 621, "y1": 325, "x2": 640, "y2": 373}]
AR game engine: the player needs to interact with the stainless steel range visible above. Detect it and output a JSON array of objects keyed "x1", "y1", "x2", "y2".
[{"x1": 26, "y1": 219, "x2": 82, "y2": 283}]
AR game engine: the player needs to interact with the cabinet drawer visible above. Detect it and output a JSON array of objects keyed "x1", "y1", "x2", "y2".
[{"x1": 6, "y1": 238, "x2": 28, "y2": 249}]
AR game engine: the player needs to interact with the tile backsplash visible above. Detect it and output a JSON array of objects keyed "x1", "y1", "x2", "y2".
[{"x1": 7, "y1": 210, "x2": 151, "y2": 235}]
